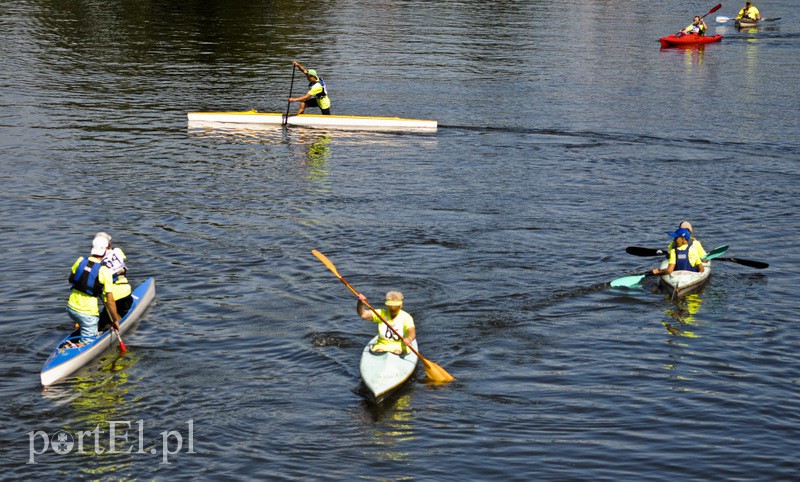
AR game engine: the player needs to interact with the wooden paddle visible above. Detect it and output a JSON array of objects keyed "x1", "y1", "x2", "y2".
[
  {"x1": 312, "y1": 249, "x2": 454, "y2": 383},
  {"x1": 283, "y1": 64, "x2": 296, "y2": 125}
]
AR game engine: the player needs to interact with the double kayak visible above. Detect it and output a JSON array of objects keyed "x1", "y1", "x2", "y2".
[
  {"x1": 40, "y1": 278, "x2": 156, "y2": 387},
  {"x1": 658, "y1": 260, "x2": 711, "y2": 297},
  {"x1": 660, "y1": 33, "x2": 723, "y2": 48},
  {"x1": 359, "y1": 336, "x2": 419, "y2": 403},
  {"x1": 187, "y1": 111, "x2": 437, "y2": 133}
]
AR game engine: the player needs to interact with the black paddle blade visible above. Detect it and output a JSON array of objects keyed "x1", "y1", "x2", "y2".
[
  {"x1": 626, "y1": 246, "x2": 666, "y2": 257},
  {"x1": 717, "y1": 257, "x2": 769, "y2": 269}
]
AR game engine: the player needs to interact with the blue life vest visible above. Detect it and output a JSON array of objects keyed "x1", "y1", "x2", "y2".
[
  {"x1": 69, "y1": 258, "x2": 103, "y2": 296},
  {"x1": 674, "y1": 240, "x2": 698, "y2": 272},
  {"x1": 310, "y1": 78, "x2": 328, "y2": 99}
]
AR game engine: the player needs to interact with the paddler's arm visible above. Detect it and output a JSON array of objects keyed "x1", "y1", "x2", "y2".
[
  {"x1": 104, "y1": 292, "x2": 121, "y2": 330},
  {"x1": 292, "y1": 60, "x2": 308, "y2": 75},
  {"x1": 289, "y1": 92, "x2": 312, "y2": 103},
  {"x1": 356, "y1": 294, "x2": 374, "y2": 320},
  {"x1": 653, "y1": 263, "x2": 676, "y2": 276},
  {"x1": 403, "y1": 327, "x2": 416, "y2": 347}
]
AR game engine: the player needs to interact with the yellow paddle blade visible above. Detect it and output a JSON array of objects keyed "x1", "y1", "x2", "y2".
[
  {"x1": 312, "y1": 249, "x2": 340, "y2": 278},
  {"x1": 421, "y1": 357, "x2": 455, "y2": 383}
]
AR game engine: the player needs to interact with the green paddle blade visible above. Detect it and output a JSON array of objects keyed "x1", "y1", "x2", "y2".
[
  {"x1": 610, "y1": 273, "x2": 648, "y2": 288},
  {"x1": 702, "y1": 244, "x2": 729, "y2": 261}
]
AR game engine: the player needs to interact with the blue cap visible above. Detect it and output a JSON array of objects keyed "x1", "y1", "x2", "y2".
[{"x1": 667, "y1": 228, "x2": 691, "y2": 240}]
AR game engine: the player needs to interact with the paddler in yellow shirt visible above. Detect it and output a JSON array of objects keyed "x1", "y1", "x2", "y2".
[
  {"x1": 67, "y1": 235, "x2": 120, "y2": 345},
  {"x1": 357, "y1": 291, "x2": 416, "y2": 355},
  {"x1": 682, "y1": 15, "x2": 708, "y2": 35},
  {"x1": 668, "y1": 221, "x2": 707, "y2": 258},
  {"x1": 653, "y1": 228, "x2": 706, "y2": 276},
  {"x1": 95, "y1": 232, "x2": 133, "y2": 332},
  {"x1": 288, "y1": 61, "x2": 331, "y2": 115},
  {"x1": 736, "y1": 2, "x2": 761, "y2": 21}
]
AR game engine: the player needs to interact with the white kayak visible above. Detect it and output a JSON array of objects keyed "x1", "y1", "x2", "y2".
[
  {"x1": 187, "y1": 111, "x2": 437, "y2": 132},
  {"x1": 658, "y1": 260, "x2": 711, "y2": 297},
  {"x1": 40, "y1": 278, "x2": 156, "y2": 387},
  {"x1": 359, "y1": 335, "x2": 419, "y2": 403}
]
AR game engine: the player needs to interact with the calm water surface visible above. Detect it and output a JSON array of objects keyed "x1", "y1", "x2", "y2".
[{"x1": 2, "y1": 0, "x2": 799, "y2": 479}]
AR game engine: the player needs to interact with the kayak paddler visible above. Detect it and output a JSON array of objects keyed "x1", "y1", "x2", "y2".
[
  {"x1": 736, "y1": 2, "x2": 761, "y2": 21},
  {"x1": 288, "y1": 61, "x2": 331, "y2": 115},
  {"x1": 357, "y1": 291, "x2": 416, "y2": 355},
  {"x1": 667, "y1": 221, "x2": 707, "y2": 259},
  {"x1": 66, "y1": 235, "x2": 120, "y2": 345},
  {"x1": 652, "y1": 228, "x2": 706, "y2": 276},
  {"x1": 95, "y1": 232, "x2": 133, "y2": 332},
  {"x1": 682, "y1": 15, "x2": 708, "y2": 35}
]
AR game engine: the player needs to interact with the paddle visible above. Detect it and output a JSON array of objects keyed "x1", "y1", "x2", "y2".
[
  {"x1": 677, "y1": 3, "x2": 722, "y2": 35},
  {"x1": 612, "y1": 245, "x2": 730, "y2": 288},
  {"x1": 311, "y1": 249, "x2": 455, "y2": 383},
  {"x1": 717, "y1": 16, "x2": 781, "y2": 23},
  {"x1": 626, "y1": 244, "x2": 729, "y2": 260},
  {"x1": 610, "y1": 271, "x2": 658, "y2": 288},
  {"x1": 712, "y1": 257, "x2": 769, "y2": 269},
  {"x1": 283, "y1": 64, "x2": 296, "y2": 126},
  {"x1": 112, "y1": 328, "x2": 127, "y2": 354}
]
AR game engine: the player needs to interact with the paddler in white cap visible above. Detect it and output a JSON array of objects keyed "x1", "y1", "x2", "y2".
[{"x1": 357, "y1": 291, "x2": 416, "y2": 355}]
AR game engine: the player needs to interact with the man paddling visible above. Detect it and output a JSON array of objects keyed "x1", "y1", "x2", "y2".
[
  {"x1": 288, "y1": 61, "x2": 331, "y2": 115},
  {"x1": 736, "y1": 1, "x2": 761, "y2": 21},
  {"x1": 357, "y1": 291, "x2": 416, "y2": 355},
  {"x1": 67, "y1": 235, "x2": 120, "y2": 345},
  {"x1": 682, "y1": 15, "x2": 708, "y2": 35},
  {"x1": 95, "y1": 232, "x2": 133, "y2": 332},
  {"x1": 652, "y1": 228, "x2": 705, "y2": 276}
]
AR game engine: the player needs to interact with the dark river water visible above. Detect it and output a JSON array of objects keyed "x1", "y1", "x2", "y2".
[{"x1": 2, "y1": 0, "x2": 799, "y2": 479}]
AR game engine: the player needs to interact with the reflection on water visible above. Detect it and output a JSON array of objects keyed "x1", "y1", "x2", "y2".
[
  {"x1": 360, "y1": 392, "x2": 415, "y2": 463},
  {"x1": 661, "y1": 292, "x2": 703, "y2": 338},
  {"x1": 41, "y1": 350, "x2": 142, "y2": 477}
]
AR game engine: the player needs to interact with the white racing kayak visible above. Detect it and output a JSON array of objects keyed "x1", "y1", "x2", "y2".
[
  {"x1": 40, "y1": 278, "x2": 156, "y2": 387},
  {"x1": 658, "y1": 260, "x2": 711, "y2": 297},
  {"x1": 187, "y1": 111, "x2": 437, "y2": 133},
  {"x1": 359, "y1": 335, "x2": 419, "y2": 403}
]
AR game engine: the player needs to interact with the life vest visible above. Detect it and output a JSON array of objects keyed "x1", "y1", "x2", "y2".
[
  {"x1": 69, "y1": 258, "x2": 104, "y2": 296},
  {"x1": 102, "y1": 248, "x2": 127, "y2": 283},
  {"x1": 310, "y1": 78, "x2": 328, "y2": 99},
  {"x1": 674, "y1": 240, "x2": 698, "y2": 272}
]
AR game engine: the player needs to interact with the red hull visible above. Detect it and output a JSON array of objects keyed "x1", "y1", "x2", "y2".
[{"x1": 660, "y1": 34, "x2": 722, "y2": 48}]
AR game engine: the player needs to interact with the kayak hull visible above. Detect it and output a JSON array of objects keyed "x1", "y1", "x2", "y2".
[
  {"x1": 359, "y1": 336, "x2": 419, "y2": 403},
  {"x1": 658, "y1": 260, "x2": 711, "y2": 297},
  {"x1": 187, "y1": 111, "x2": 437, "y2": 132},
  {"x1": 660, "y1": 34, "x2": 722, "y2": 48},
  {"x1": 40, "y1": 278, "x2": 156, "y2": 386},
  {"x1": 735, "y1": 19, "x2": 758, "y2": 28}
]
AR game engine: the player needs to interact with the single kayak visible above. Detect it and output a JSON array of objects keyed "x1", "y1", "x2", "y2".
[
  {"x1": 660, "y1": 33, "x2": 723, "y2": 48},
  {"x1": 359, "y1": 335, "x2": 419, "y2": 403},
  {"x1": 735, "y1": 18, "x2": 759, "y2": 28},
  {"x1": 187, "y1": 110, "x2": 437, "y2": 133},
  {"x1": 40, "y1": 277, "x2": 156, "y2": 387},
  {"x1": 658, "y1": 260, "x2": 711, "y2": 297}
]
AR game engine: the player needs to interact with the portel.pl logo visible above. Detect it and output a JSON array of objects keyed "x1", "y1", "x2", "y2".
[{"x1": 27, "y1": 419, "x2": 194, "y2": 464}]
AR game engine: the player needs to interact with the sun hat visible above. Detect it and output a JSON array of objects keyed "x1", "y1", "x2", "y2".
[
  {"x1": 667, "y1": 228, "x2": 691, "y2": 240},
  {"x1": 91, "y1": 236, "x2": 109, "y2": 256},
  {"x1": 306, "y1": 69, "x2": 318, "y2": 79},
  {"x1": 385, "y1": 291, "x2": 404, "y2": 307}
]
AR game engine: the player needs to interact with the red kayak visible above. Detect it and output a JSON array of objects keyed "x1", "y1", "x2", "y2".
[{"x1": 660, "y1": 33, "x2": 722, "y2": 48}]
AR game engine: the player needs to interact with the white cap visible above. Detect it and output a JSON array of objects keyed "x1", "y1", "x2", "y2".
[{"x1": 91, "y1": 236, "x2": 109, "y2": 256}]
